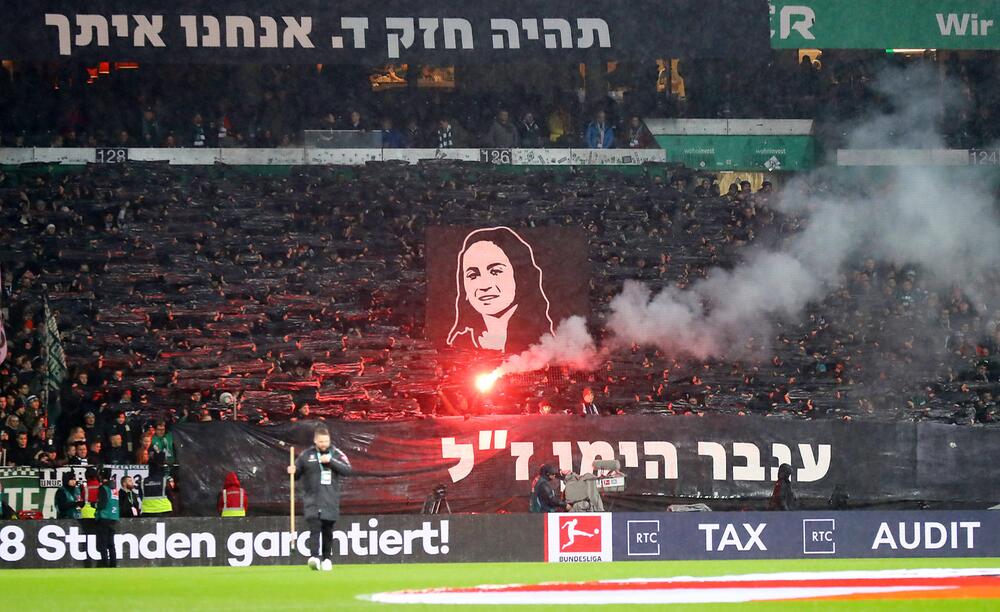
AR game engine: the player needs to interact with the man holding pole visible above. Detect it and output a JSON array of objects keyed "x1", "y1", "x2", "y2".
[{"x1": 287, "y1": 425, "x2": 352, "y2": 571}]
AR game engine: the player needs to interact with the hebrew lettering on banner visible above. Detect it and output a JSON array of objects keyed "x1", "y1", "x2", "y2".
[
  {"x1": 43, "y1": 13, "x2": 614, "y2": 59},
  {"x1": 443, "y1": 432, "x2": 830, "y2": 485},
  {"x1": 11, "y1": 1, "x2": 770, "y2": 63},
  {"x1": 171, "y1": 415, "x2": 1000, "y2": 516}
]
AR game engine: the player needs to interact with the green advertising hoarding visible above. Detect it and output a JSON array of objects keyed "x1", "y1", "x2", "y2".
[
  {"x1": 0, "y1": 465, "x2": 150, "y2": 519},
  {"x1": 770, "y1": 0, "x2": 1000, "y2": 49},
  {"x1": 0, "y1": 467, "x2": 49, "y2": 518},
  {"x1": 653, "y1": 134, "x2": 815, "y2": 171}
]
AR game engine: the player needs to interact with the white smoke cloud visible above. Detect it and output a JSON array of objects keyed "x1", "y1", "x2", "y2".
[
  {"x1": 497, "y1": 315, "x2": 598, "y2": 375},
  {"x1": 498, "y1": 63, "x2": 1000, "y2": 372}
]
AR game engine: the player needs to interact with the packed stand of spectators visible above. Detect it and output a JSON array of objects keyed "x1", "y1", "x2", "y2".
[
  {"x1": 0, "y1": 50, "x2": 997, "y2": 150},
  {"x1": 1, "y1": 158, "x2": 999, "y2": 471},
  {"x1": 0, "y1": 62, "x2": 652, "y2": 151},
  {"x1": 1, "y1": 287, "x2": 177, "y2": 467}
]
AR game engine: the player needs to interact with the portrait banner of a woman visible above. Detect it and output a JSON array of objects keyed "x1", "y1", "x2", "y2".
[{"x1": 425, "y1": 226, "x2": 589, "y2": 353}]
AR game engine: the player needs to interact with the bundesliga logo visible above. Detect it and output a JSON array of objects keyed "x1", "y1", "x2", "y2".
[
  {"x1": 558, "y1": 516, "x2": 602, "y2": 554},
  {"x1": 545, "y1": 513, "x2": 611, "y2": 562}
]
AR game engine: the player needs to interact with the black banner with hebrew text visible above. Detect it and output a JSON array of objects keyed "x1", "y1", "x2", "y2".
[
  {"x1": 0, "y1": 0, "x2": 769, "y2": 64},
  {"x1": 171, "y1": 415, "x2": 1000, "y2": 516}
]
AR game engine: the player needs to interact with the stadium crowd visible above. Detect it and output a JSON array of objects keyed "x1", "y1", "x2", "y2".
[
  {"x1": 2, "y1": 157, "x2": 1000, "y2": 466},
  {"x1": 0, "y1": 51, "x2": 997, "y2": 149}
]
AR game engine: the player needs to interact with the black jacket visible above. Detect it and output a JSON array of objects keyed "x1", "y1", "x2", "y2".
[
  {"x1": 119, "y1": 488, "x2": 142, "y2": 518},
  {"x1": 533, "y1": 477, "x2": 564, "y2": 512},
  {"x1": 294, "y1": 446, "x2": 352, "y2": 520},
  {"x1": 9, "y1": 445, "x2": 35, "y2": 466},
  {"x1": 103, "y1": 446, "x2": 131, "y2": 465},
  {"x1": 769, "y1": 465, "x2": 797, "y2": 510},
  {"x1": 769, "y1": 479, "x2": 796, "y2": 510}
]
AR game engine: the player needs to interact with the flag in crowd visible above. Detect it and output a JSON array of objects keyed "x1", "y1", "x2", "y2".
[
  {"x1": 0, "y1": 269, "x2": 7, "y2": 365},
  {"x1": 44, "y1": 299, "x2": 66, "y2": 391}
]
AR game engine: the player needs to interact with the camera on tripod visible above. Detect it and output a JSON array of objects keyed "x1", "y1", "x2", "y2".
[{"x1": 422, "y1": 483, "x2": 452, "y2": 514}]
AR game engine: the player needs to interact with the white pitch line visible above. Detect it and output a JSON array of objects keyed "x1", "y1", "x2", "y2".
[
  {"x1": 604, "y1": 567, "x2": 1000, "y2": 584},
  {"x1": 364, "y1": 567, "x2": 1000, "y2": 606},
  {"x1": 369, "y1": 585, "x2": 947, "y2": 605}
]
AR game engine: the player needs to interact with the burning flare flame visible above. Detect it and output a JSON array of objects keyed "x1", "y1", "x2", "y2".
[{"x1": 474, "y1": 369, "x2": 503, "y2": 393}]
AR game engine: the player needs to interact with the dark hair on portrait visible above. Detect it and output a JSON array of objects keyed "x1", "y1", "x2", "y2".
[{"x1": 447, "y1": 227, "x2": 555, "y2": 353}]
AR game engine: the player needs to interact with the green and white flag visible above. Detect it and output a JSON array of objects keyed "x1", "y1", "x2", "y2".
[
  {"x1": 0, "y1": 269, "x2": 7, "y2": 365},
  {"x1": 43, "y1": 299, "x2": 66, "y2": 391}
]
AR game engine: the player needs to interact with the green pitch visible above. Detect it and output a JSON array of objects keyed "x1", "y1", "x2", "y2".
[{"x1": 2, "y1": 558, "x2": 997, "y2": 611}]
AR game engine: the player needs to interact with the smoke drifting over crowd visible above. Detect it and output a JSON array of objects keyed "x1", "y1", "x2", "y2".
[
  {"x1": 496, "y1": 315, "x2": 600, "y2": 375},
  {"x1": 498, "y1": 64, "x2": 1000, "y2": 376}
]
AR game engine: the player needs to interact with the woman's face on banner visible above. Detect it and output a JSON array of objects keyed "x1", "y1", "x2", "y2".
[{"x1": 463, "y1": 240, "x2": 516, "y2": 316}]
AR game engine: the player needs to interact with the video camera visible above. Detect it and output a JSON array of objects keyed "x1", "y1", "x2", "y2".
[
  {"x1": 421, "y1": 483, "x2": 451, "y2": 515},
  {"x1": 562, "y1": 459, "x2": 626, "y2": 512}
]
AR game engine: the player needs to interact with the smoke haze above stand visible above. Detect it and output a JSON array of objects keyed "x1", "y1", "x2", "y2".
[{"x1": 495, "y1": 64, "x2": 1000, "y2": 377}]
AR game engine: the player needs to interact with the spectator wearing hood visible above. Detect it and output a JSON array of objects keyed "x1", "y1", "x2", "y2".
[
  {"x1": 218, "y1": 471, "x2": 249, "y2": 517},
  {"x1": 531, "y1": 464, "x2": 571, "y2": 512},
  {"x1": 768, "y1": 463, "x2": 797, "y2": 510},
  {"x1": 483, "y1": 110, "x2": 520, "y2": 148},
  {"x1": 55, "y1": 471, "x2": 85, "y2": 519},
  {"x1": 3, "y1": 413, "x2": 24, "y2": 440}
]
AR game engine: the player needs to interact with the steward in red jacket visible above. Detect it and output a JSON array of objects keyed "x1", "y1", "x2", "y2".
[{"x1": 218, "y1": 472, "x2": 248, "y2": 517}]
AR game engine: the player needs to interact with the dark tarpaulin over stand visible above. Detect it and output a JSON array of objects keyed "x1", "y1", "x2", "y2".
[{"x1": 172, "y1": 415, "x2": 1000, "y2": 516}]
